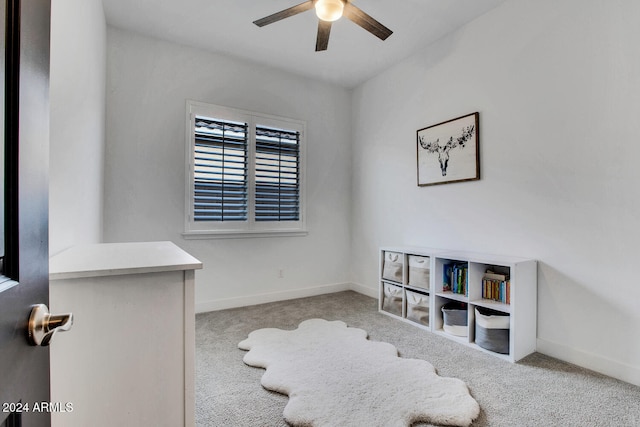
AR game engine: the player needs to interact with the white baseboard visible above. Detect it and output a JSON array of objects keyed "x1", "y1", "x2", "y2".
[
  {"x1": 348, "y1": 282, "x2": 378, "y2": 298},
  {"x1": 537, "y1": 338, "x2": 640, "y2": 387},
  {"x1": 196, "y1": 282, "x2": 353, "y2": 313}
]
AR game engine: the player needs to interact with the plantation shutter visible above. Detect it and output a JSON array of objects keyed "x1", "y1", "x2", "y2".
[
  {"x1": 193, "y1": 116, "x2": 248, "y2": 221},
  {"x1": 254, "y1": 125, "x2": 300, "y2": 222}
]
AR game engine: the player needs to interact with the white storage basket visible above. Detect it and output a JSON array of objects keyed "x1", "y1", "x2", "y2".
[
  {"x1": 408, "y1": 255, "x2": 430, "y2": 289},
  {"x1": 442, "y1": 302, "x2": 468, "y2": 337},
  {"x1": 475, "y1": 307, "x2": 510, "y2": 354},
  {"x1": 382, "y1": 251, "x2": 403, "y2": 283},
  {"x1": 405, "y1": 289, "x2": 429, "y2": 326},
  {"x1": 381, "y1": 283, "x2": 403, "y2": 316}
]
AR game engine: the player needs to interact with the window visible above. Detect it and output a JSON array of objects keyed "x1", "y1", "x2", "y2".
[{"x1": 184, "y1": 101, "x2": 306, "y2": 237}]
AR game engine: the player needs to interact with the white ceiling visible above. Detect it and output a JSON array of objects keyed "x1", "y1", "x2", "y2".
[{"x1": 102, "y1": 0, "x2": 507, "y2": 88}]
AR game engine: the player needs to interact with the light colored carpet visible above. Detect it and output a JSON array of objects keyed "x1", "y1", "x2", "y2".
[
  {"x1": 196, "y1": 291, "x2": 640, "y2": 426},
  {"x1": 239, "y1": 318, "x2": 479, "y2": 427}
]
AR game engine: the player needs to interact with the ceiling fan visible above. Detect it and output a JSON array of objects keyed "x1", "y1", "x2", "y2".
[{"x1": 253, "y1": 0, "x2": 393, "y2": 52}]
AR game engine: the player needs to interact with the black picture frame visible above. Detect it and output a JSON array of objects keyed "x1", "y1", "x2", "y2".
[{"x1": 416, "y1": 112, "x2": 480, "y2": 186}]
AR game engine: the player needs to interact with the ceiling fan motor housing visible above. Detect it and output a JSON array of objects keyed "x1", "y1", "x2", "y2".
[{"x1": 315, "y1": 0, "x2": 345, "y2": 22}]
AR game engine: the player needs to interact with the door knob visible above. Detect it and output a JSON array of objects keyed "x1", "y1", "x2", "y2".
[{"x1": 28, "y1": 304, "x2": 73, "y2": 346}]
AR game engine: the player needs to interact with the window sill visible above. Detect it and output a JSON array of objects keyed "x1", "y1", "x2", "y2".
[{"x1": 182, "y1": 229, "x2": 309, "y2": 240}]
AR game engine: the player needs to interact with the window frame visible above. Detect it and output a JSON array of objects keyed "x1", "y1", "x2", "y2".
[{"x1": 184, "y1": 100, "x2": 307, "y2": 239}]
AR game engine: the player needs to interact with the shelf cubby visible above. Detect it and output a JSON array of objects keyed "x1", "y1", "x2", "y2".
[{"x1": 404, "y1": 287, "x2": 430, "y2": 329}]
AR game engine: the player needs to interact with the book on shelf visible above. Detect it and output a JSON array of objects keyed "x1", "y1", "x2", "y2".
[
  {"x1": 482, "y1": 269, "x2": 510, "y2": 304},
  {"x1": 442, "y1": 262, "x2": 468, "y2": 296}
]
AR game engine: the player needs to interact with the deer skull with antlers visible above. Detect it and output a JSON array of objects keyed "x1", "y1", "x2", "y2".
[{"x1": 419, "y1": 125, "x2": 475, "y2": 176}]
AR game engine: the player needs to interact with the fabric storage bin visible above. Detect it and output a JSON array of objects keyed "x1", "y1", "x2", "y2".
[
  {"x1": 475, "y1": 307, "x2": 510, "y2": 354},
  {"x1": 382, "y1": 251, "x2": 403, "y2": 283},
  {"x1": 381, "y1": 283, "x2": 403, "y2": 316},
  {"x1": 408, "y1": 255, "x2": 430, "y2": 289},
  {"x1": 442, "y1": 302, "x2": 468, "y2": 337},
  {"x1": 405, "y1": 289, "x2": 429, "y2": 327}
]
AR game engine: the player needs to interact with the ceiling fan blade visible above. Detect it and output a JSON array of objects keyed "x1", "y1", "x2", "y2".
[
  {"x1": 315, "y1": 20, "x2": 332, "y2": 51},
  {"x1": 253, "y1": 1, "x2": 315, "y2": 27},
  {"x1": 342, "y1": 3, "x2": 393, "y2": 41}
]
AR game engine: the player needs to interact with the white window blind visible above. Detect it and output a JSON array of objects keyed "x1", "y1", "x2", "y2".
[
  {"x1": 193, "y1": 117, "x2": 248, "y2": 221},
  {"x1": 255, "y1": 125, "x2": 300, "y2": 222},
  {"x1": 185, "y1": 101, "x2": 306, "y2": 237}
]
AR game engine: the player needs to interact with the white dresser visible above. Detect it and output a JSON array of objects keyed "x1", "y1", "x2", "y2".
[{"x1": 49, "y1": 241, "x2": 202, "y2": 427}]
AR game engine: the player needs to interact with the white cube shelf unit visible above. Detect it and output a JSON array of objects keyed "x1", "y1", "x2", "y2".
[{"x1": 379, "y1": 246, "x2": 537, "y2": 362}]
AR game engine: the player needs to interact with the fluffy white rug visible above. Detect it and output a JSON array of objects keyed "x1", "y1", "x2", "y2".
[{"x1": 238, "y1": 319, "x2": 480, "y2": 427}]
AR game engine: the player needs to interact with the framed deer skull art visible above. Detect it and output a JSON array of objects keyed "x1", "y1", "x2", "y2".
[{"x1": 416, "y1": 112, "x2": 480, "y2": 186}]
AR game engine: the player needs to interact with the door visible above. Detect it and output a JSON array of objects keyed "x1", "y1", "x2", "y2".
[{"x1": 0, "y1": 0, "x2": 52, "y2": 425}]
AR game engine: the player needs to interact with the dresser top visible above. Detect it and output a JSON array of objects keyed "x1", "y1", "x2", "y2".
[{"x1": 50, "y1": 241, "x2": 203, "y2": 280}]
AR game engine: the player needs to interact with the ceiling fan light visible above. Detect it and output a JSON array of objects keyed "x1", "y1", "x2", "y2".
[{"x1": 315, "y1": 0, "x2": 344, "y2": 22}]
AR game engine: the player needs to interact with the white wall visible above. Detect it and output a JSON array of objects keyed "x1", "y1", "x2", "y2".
[
  {"x1": 350, "y1": 0, "x2": 640, "y2": 385},
  {"x1": 104, "y1": 28, "x2": 353, "y2": 312},
  {"x1": 49, "y1": 0, "x2": 106, "y2": 255}
]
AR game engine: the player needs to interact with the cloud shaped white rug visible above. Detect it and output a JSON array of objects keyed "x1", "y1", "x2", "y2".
[{"x1": 238, "y1": 319, "x2": 480, "y2": 427}]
